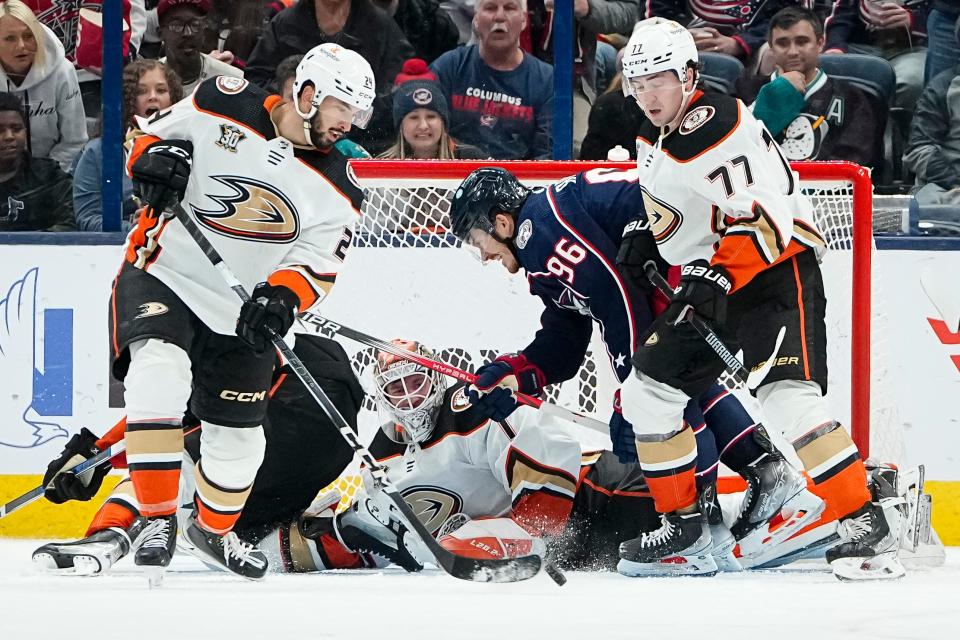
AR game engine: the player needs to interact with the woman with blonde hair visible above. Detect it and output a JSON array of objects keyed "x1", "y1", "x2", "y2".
[{"x1": 0, "y1": 0, "x2": 87, "y2": 169}]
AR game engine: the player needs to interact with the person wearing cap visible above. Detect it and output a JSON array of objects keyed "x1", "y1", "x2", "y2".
[
  {"x1": 381, "y1": 74, "x2": 485, "y2": 159},
  {"x1": 158, "y1": 0, "x2": 242, "y2": 95}
]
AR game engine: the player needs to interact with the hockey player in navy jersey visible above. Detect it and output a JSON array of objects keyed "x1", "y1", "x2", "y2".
[{"x1": 448, "y1": 166, "x2": 822, "y2": 575}]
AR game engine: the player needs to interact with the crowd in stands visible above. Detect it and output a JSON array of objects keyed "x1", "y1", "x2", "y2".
[{"x1": 0, "y1": 0, "x2": 957, "y2": 233}]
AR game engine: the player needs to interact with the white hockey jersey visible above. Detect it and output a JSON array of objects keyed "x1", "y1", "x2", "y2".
[
  {"x1": 634, "y1": 91, "x2": 826, "y2": 291},
  {"x1": 364, "y1": 385, "x2": 585, "y2": 537},
  {"x1": 124, "y1": 76, "x2": 363, "y2": 334}
]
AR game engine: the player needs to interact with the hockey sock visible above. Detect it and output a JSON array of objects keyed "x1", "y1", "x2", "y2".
[
  {"x1": 793, "y1": 422, "x2": 870, "y2": 520},
  {"x1": 693, "y1": 420, "x2": 719, "y2": 490},
  {"x1": 193, "y1": 423, "x2": 265, "y2": 535},
  {"x1": 85, "y1": 478, "x2": 139, "y2": 536},
  {"x1": 126, "y1": 420, "x2": 183, "y2": 517},
  {"x1": 700, "y1": 387, "x2": 766, "y2": 473},
  {"x1": 635, "y1": 424, "x2": 698, "y2": 513}
]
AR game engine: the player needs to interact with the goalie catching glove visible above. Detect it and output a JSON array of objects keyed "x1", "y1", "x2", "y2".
[
  {"x1": 43, "y1": 428, "x2": 111, "y2": 504},
  {"x1": 467, "y1": 353, "x2": 546, "y2": 421},
  {"x1": 664, "y1": 260, "x2": 732, "y2": 326}
]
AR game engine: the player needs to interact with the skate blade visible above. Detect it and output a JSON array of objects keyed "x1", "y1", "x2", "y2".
[
  {"x1": 710, "y1": 527, "x2": 743, "y2": 572},
  {"x1": 737, "y1": 489, "x2": 826, "y2": 559},
  {"x1": 32, "y1": 552, "x2": 72, "y2": 574},
  {"x1": 144, "y1": 566, "x2": 166, "y2": 588},
  {"x1": 743, "y1": 521, "x2": 839, "y2": 569},
  {"x1": 617, "y1": 553, "x2": 719, "y2": 577},
  {"x1": 72, "y1": 555, "x2": 105, "y2": 576},
  {"x1": 831, "y1": 553, "x2": 906, "y2": 582}
]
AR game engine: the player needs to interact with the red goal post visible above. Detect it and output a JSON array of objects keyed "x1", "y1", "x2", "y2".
[{"x1": 347, "y1": 159, "x2": 885, "y2": 461}]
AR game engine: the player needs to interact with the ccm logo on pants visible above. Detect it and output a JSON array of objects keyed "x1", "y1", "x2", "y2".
[{"x1": 219, "y1": 390, "x2": 266, "y2": 402}]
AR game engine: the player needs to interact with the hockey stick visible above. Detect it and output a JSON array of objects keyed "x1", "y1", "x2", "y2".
[
  {"x1": 0, "y1": 441, "x2": 126, "y2": 519},
  {"x1": 168, "y1": 203, "x2": 559, "y2": 585},
  {"x1": 297, "y1": 312, "x2": 610, "y2": 436},
  {"x1": 920, "y1": 267, "x2": 959, "y2": 333},
  {"x1": 644, "y1": 262, "x2": 784, "y2": 390}
]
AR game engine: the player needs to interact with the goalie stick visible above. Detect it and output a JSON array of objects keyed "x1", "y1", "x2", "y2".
[
  {"x1": 168, "y1": 203, "x2": 561, "y2": 586},
  {"x1": 297, "y1": 312, "x2": 610, "y2": 436},
  {"x1": 644, "y1": 262, "x2": 784, "y2": 391},
  {"x1": 0, "y1": 441, "x2": 126, "y2": 519}
]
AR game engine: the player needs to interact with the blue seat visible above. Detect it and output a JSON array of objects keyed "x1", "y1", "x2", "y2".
[
  {"x1": 699, "y1": 52, "x2": 745, "y2": 96},
  {"x1": 819, "y1": 54, "x2": 895, "y2": 104}
]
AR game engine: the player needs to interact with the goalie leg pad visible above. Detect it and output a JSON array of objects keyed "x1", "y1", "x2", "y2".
[{"x1": 438, "y1": 517, "x2": 546, "y2": 561}]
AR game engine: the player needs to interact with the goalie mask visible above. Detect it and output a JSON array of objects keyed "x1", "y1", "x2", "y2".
[{"x1": 373, "y1": 340, "x2": 447, "y2": 445}]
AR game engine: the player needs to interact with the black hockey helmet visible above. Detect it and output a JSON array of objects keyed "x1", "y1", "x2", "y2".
[{"x1": 449, "y1": 167, "x2": 531, "y2": 243}]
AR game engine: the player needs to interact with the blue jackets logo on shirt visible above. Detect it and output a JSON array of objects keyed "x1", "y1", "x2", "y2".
[{"x1": 516, "y1": 219, "x2": 533, "y2": 249}]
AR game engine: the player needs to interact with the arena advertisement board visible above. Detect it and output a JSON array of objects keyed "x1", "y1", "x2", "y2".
[{"x1": 0, "y1": 244, "x2": 957, "y2": 481}]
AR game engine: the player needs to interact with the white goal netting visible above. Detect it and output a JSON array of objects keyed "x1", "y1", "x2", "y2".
[{"x1": 316, "y1": 160, "x2": 902, "y2": 507}]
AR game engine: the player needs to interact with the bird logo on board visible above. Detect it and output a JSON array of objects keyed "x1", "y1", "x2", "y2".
[
  {"x1": 515, "y1": 219, "x2": 533, "y2": 249},
  {"x1": 679, "y1": 106, "x2": 715, "y2": 135},
  {"x1": 192, "y1": 175, "x2": 300, "y2": 243},
  {"x1": 215, "y1": 124, "x2": 246, "y2": 153},
  {"x1": 0, "y1": 268, "x2": 72, "y2": 449}
]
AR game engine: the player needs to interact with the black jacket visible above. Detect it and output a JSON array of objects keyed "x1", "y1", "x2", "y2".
[
  {"x1": 0, "y1": 154, "x2": 75, "y2": 232},
  {"x1": 245, "y1": 0, "x2": 415, "y2": 153},
  {"x1": 579, "y1": 90, "x2": 649, "y2": 160},
  {"x1": 391, "y1": 0, "x2": 459, "y2": 63}
]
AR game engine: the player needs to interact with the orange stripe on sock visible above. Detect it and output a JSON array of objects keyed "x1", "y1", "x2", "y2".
[
  {"x1": 86, "y1": 501, "x2": 139, "y2": 537},
  {"x1": 645, "y1": 468, "x2": 697, "y2": 514},
  {"x1": 130, "y1": 468, "x2": 181, "y2": 517},
  {"x1": 194, "y1": 497, "x2": 242, "y2": 536},
  {"x1": 808, "y1": 458, "x2": 871, "y2": 521}
]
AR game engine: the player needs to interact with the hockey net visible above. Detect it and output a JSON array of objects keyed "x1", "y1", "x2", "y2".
[{"x1": 318, "y1": 160, "x2": 901, "y2": 509}]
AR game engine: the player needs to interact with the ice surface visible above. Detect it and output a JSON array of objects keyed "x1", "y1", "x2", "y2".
[{"x1": 0, "y1": 540, "x2": 957, "y2": 640}]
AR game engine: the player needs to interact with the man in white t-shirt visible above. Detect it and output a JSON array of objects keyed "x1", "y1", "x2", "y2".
[{"x1": 157, "y1": 0, "x2": 242, "y2": 95}]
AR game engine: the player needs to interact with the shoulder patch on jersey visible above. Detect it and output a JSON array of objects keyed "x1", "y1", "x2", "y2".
[
  {"x1": 216, "y1": 76, "x2": 248, "y2": 94},
  {"x1": 679, "y1": 105, "x2": 715, "y2": 135},
  {"x1": 515, "y1": 218, "x2": 533, "y2": 250},
  {"x1": 215, "y1": 123, "x2": 246, "y2": 153},
  {"x1": 450, "y1": 386, "x2": 472, "y2": 412},
  {"x1": 660, "y1": 92, "x2": 741, "y2": 162}
]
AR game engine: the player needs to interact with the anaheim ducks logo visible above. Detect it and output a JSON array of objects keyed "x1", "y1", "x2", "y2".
[
  {"x1": 402, "y1": 486, "x2": 463, "y2": 535},
  {"x1": 191, "y1": 175, "x2": 300, "y2": 243},
  {"x1": 640, "y1": 187, "x2": 682, "y2": 243}
]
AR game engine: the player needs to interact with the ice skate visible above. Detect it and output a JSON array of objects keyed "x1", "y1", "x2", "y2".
[
  {"x1": 827, "y1": 469, "x2": 905, "y2": 581},
  {"x1": 701, "y1": 484, "x2": 741, "y2": 571},
  {"x1": 183, "y1": 517, "x2": 268, "y2": 580},
  {"x1": 33, "y1": 521, "x2": 142, "y2": 576},
  {"x1": 134, "y1": 515, "x2": 177, "y2": 587},
  {"x1": 617, "y1": 497, "x2": 717, "y2": 577},
  {"x1": 731, "y1": 429, "x2": 825, "y2": 558}
]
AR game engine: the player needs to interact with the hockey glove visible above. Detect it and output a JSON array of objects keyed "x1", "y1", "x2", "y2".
[
  {"x1": 43, "y1": 428, "x2": 111, "y2": 504},
  {"x1": 609, "y1": 390, "x2": 638, "y2": 463},
  {"x1": 664, "y1": 260, "x2": 732, "y2": 327},
  {"x1": 131, "y1": 139, "x2": 193, "y2": 214},
  {"x1": 236, "y1": 282, "x2": 300, "y2": 353},
  {"x1": 333, "y1": 493, "x2": 424, "y2": 572},
  {"x1": 616, "y1": 216, "x2": 668, "y2": 295},
  {"x1": 467, "y1": 353, "x2": 546, "y2": 421}
]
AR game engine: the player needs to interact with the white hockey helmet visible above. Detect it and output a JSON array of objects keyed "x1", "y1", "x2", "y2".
[
  {"x1": 373, "y1": 340, "x2": 447, "y2": 445},
  {"x1": 293, "y1": 43, "x2": 376, "y2": 130},
  {"x1": 621, "y1": 18, "x2": 699, "y2": 93}
]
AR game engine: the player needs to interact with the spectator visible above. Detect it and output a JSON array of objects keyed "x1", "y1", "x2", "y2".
[
  {"x1": 823, "y1": 0, "x2": 929, "y2": 108},
  {"x1": 441, "y1": 0, "x2": 476, "y2": 43},
  {"x1": 244, "y1": 0, "x2": 415, "y2": 154},
  {"x1": 737, "y1": 6, "x2": 883, "y2": 169},
  {"x1": 643, "y1": 0, "x2": 796, "y2": 69},
  {"x1": 72, "y1": 59, "x2": 183, "y2": 232},
  {"x1": 371, "y1": 0, "x2": 459, "y2": 63},
  {"x1": 381, "y1": 77, "x2": 485, "y2": 157},
  {"x1": 275, "y1": 53, "x2": 302, "y2": 101},
  {"x1": 904, "y1": 22, "x2": 960, "y2": 205},
  {"x1": 924, "y1": 0, "x2": 960, "y2": 84},
  {"x1": 0, "y1": 91, "x2": 74, "y2": 231},
  {"x1": 431, "y1": 0, "x2": 553, "y2": 159},
  {"x1": 526, "y1": 0, "x2": 639, "y2": 155},
  {"x1": 158, "y1": 0, "x2": 242, "y2": 95},
  {"x1": 579, "y1": 71, "x2": 649, "y2": 159},
  {"x1": 199, "y1": 0, "x2": 282, "y2": 70},
  {"x1": 0, "y1": 1, "x2": 86, "y2": 170}
]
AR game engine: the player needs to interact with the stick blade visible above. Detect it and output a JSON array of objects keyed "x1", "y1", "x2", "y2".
[
  {"x1": 438, "y1": 551, "x2": 543, "y2": 583},
  {"x1": 921, "y1": 267, "x2": 960, "y2": 333}
]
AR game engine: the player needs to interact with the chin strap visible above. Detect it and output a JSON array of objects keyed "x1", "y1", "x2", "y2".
[{"x1": 660, "y1": 73, "x2": 699, "y2": 138}]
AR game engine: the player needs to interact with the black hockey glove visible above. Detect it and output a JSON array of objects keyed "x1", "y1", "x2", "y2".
[
  {"x1": 664, "y1": 260, "x2": 732, "y2": 327},
  {"x1": 43, "y1": 428, "x2": 111, "y2": 504},
  {"x1": 131, "y1": 139, "x2": 193, "y2": 214},
  {"x1": 616, "y1": 217, "x2": 669, "y2": 295},
  {"x1": 236, "y1": 282, "x2": 300, "y2": 353}
]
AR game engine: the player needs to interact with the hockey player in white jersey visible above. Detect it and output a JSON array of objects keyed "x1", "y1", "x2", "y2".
[
  {"x1": 615, "y1": 18, "x2": 903, "y2": 580},
  {"x1": 115, "y1": 42, "x2": 374, "y2": 580}
]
